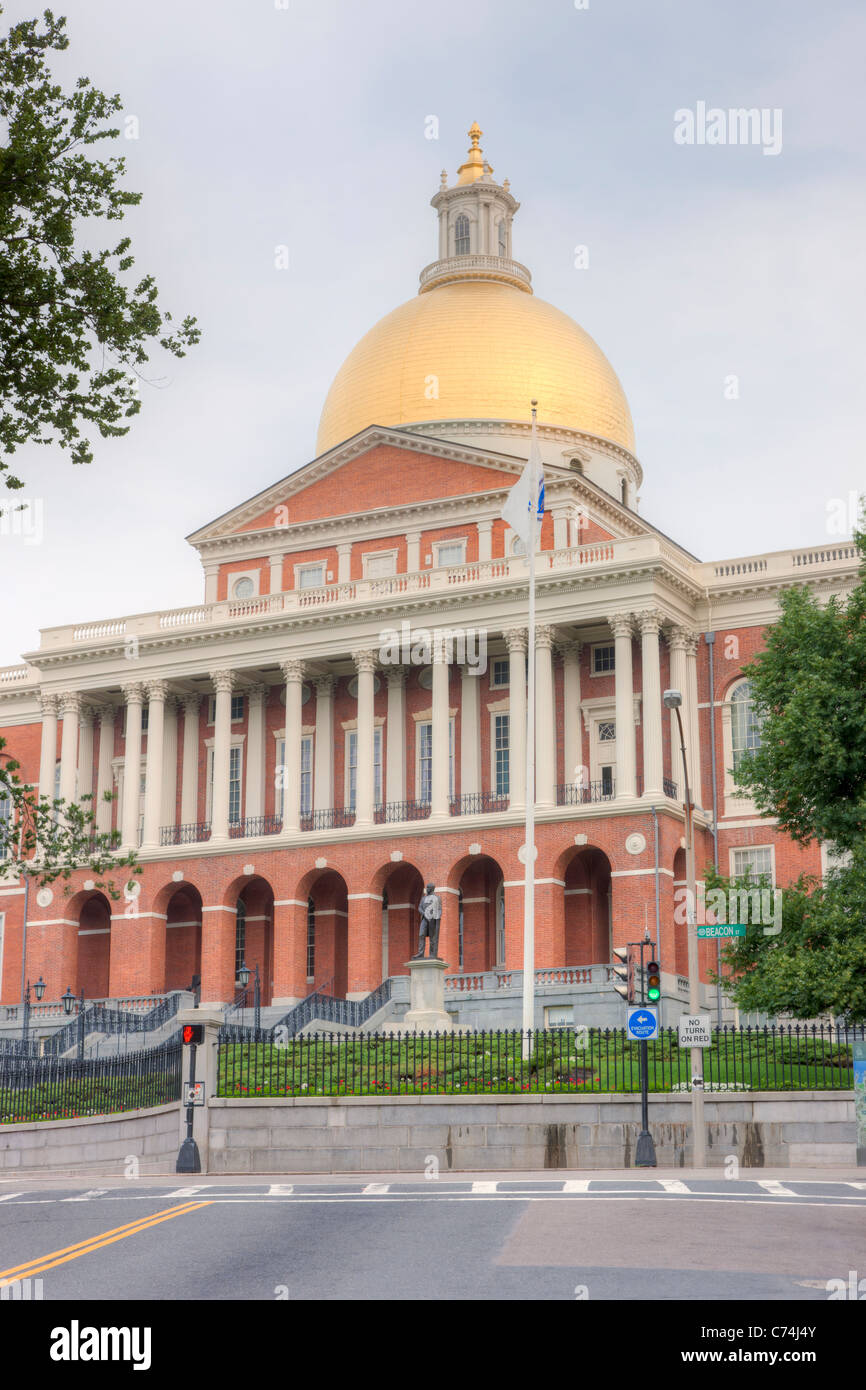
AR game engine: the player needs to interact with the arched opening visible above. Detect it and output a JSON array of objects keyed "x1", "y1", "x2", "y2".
[
  {"x1": 454, "y1": 212, "x2": 470, "y2": 255},
  {"x1": 164, "y1": 884, "x2": 203, "y2": 994},
  {"x1": 373, "y1": 862, "x2": 424, "y2": 977},
  {"x1": 561, "y1": 847, "x2": 612, "y2": 966},
  {"x1": 77, "y1": 892, "x2": 112, "y2": 999},
  {"x1": 232, "y1": 877, "x2": 275, "y2": 1006},
  {"x1": 305, "y1": 870, "x2": 349, "y2": 998},
  {"x1": 453, "y1": 856, "x2": 505, "y2": 973}
]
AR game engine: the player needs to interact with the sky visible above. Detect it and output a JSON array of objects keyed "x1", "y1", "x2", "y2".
[{"x1": 2, "y1": 0, "x2": 864, "y2": 666}]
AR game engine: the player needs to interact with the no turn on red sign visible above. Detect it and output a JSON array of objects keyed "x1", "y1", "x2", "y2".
[{"x1": 678, "y1": 1014, "x2": 712, "y2": 1047}]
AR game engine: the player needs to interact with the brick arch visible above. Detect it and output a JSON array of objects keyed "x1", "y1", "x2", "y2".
[
  {"x1": 558, "y1": 845, "x2": 613, "y2": 967},
  {"x1": 292, "y1": 868, "x2": 349, "y2": 999},
  {"x1": 368, "y1": 861, "x2": 425, "y2": 978},
  {"x1": 76, "y1": 891, "x2": 112, "y2": 1000},
  {"x1": 163, "y1": 884, "x2": 203, "y2": 994},
  {"x1": 449, "y1": 854, "x2": 506, "y2": 974}
]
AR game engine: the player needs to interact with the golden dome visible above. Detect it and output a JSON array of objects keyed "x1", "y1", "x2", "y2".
[{"x1": 316, "y1": 279, "x2": 635, "y2": 456}]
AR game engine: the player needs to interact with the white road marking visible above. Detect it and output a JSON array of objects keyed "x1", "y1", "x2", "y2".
[
  {"x1": 847, "y1": 1182, "x2": 866, "y2": 1190},
  {"x1": 757, "y1": 1180, "x2": 795, "y2": 1196},
  {"x1": 62, "y1": 1189, "x2": 108, "y2": 1202},
  {"x1": 267, "y1": 1184, "x2": 294, "y2": 1196},
  {"x1": 659, "y1": 1180, "x2": 691, "y2": 1194},
  {"x1": 362, "y1": 1183, "x2": 390, "y2": 1194},
  {"x1": 0, "y1": 1193, "x2": 23, "y2": 1202},
  {"x1": 562, "y1": 1180, "x2": 591, "y2": 1192},
  {"x1": 166, "y1": 1186, "x2": 207, "y2": 1198},
  {"x1": 471, "y1": 1181, "x2": 498, "y2": 1193}
]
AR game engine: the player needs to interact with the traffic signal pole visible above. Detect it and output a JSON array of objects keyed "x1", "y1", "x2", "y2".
[{"x1": 635, "y1": 938, "x2": 657, "y2": 1168}]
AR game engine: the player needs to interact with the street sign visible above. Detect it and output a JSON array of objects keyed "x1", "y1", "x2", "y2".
[
  {"x1": 627, "y1": 1005, "x2": 659, "y2": 1041},
  {"x1": 678, "y1": 1014, "x2": 712, "y2": 1047},
  {"x1": 697, "y1": 924, "x2": 747, "y2": 939},
  {"x1": 183, "y1": 1081, "x2": 205, "y2": 1107}
]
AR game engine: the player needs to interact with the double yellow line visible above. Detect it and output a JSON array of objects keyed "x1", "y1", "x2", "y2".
[{"x1": 0, "y1": 1199, "x2": 211, "y2": 1285}]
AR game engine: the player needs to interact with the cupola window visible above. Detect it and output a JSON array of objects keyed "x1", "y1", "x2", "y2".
[
  {"x1": 498, "y1": 220, "x2": 507, "y2": 256},
  {"x1": 454, "y1": 213, "x2": 470, "y2": 255}
]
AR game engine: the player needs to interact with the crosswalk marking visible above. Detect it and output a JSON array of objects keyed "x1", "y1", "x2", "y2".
[
  {"x1": 362, "y1": 1183, "x2": 390, "y2": 1194},
  {"x1": 562, "y1": 1180, "x2": 591, "y2": 1193},
  {"x1": 659, "y1": 1180, "x2": 691, "y2": 1194},
  {"x1": 471, "y1": 1182, "x2": 498, "y2": 1193},
  {"x1": 847, "y1": 1182, "x2": 866, "y2": 1190},
  {"x1": 62, "y1": 1189, "x2": 108, "y2": 1202},
  {"x1": 0, "y1": 1193, "x2": 23, "y2": 1203},
  {"x1": 267, "y1": 1184, "x2": 294, "y2": 1196},
  {"x1": 757, "y1": 1180, "x2": 795, "y2": 1196},
  {"x1": 166, "y1": 1186, "x2": 206, "y2": 1199}
]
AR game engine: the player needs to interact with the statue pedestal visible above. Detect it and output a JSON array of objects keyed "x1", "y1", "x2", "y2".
[{"x1": 402, "y1": 958, "x2": 452, "y2": 1033}]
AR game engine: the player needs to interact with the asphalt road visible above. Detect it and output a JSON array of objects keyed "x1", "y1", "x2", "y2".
[{"x1": 2, "y1": 1171, "x2": 865, "y2": 1302}]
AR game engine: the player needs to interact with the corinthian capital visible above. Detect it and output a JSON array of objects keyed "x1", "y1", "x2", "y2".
[
  {"x1": 146, "y1": 679, "x2": 169, "y2": 703},
  {"x1": 121, "y1": 682, "x2": 145, "y2": 706},
  {"x1": 210, "y1": 669, "x2": 236, "y2": 694},
  {"x1": 534, "y1": 624, "x2": 555, "y2": 651},
  {"x1": 637, "y1": 610, "x2": 663, "y2": 638},
  {"x1": 280, "y1": 658, "x2": 306, "y2": 683},
  {"x1": 503, "y1": 627, "x2": 527, "y2": 655},
  {"x1": 59, "y1": 691, "x2": 81, "y2": 717},
  {"x1": 610, "y1": 613, "x2": 635, "y2": 640},
  {"x1": 351, "y1": 650, "x2": 378, "y2": 675},
  {"x1": 39, "y1": 691, "x2": 58, "y2": 718}
]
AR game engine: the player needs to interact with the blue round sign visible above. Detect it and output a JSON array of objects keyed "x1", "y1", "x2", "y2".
[{"x1": 627, "y1": 1007, "x2": 659, "y2": 1040}]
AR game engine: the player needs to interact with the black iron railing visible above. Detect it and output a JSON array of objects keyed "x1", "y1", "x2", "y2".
[
  {"x1": 160, "y1": 821, "x2": 211, "y2": 846},
  {"x1": 0, "y1": 1035, "x2": 183, "y2": 1123},
  {"x1": 220, "y1": 978, "x2": 393, "y2": 1044},
  {"x1": 374, "y1": 800, "x2": 431, "y2": 823},
  {"x1": 450, "y1": 793, "x2": 510, "y2": 816},
  {"x1": 557, "y1": 780, "x2": 616, "y2": 805},
  {"x1": 229, "y1": 815, "x2": 282, "y2": 839},
  {"x1": 217, "y1": 1023, "x2": 866, "y2": 1098},
  {"x1": 300, "y1": 807, "x2": 356, "y2": 831},
  {"x1": 663, "y1": 778, "x2": 678, "y2": 798}
]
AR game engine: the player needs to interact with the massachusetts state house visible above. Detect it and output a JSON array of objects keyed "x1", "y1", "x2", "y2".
[{"x1": 0, "y1": 126, "x2": 858, "y2": 1029}]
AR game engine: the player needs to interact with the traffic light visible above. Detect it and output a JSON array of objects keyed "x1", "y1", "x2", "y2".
[
  {"x1": 647, "y1": 960, "x2": 661, "y2": 1003},
  {"x1": 182, "y1": 1023, "x2": 205, "y2": 1045},
  {"x1": 611, "y1": 946, "x2": 634, "y2": 1003}
]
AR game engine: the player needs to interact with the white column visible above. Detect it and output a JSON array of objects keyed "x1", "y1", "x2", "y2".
[
  {"x1": 535, "y1": 625, "x2": 556, "y2": 807},
  {"x1": 639, "y1": 611, "x2": 664, "y2": 799},
  {"x1": 180, "y1": 695, "x2": 201, "y2": 827},
  {"x1": 268, "y1": 553, "x2": 283, "y2": 595},
  {"x1": 353, "y1": 651, "x2": 376, "y2": 826},
  {"x1": 552, "y1": 507, "x2": 569, "y2": 551},
  {"x1": 669, "y1": 629, "x2": 691, "y2": 797},
  {"x1": 430, "y1": 636, "x2": 450, "y2": 817},
  {"x1": 204, "y1": 564, "x2": 219, "y2": 603},
  {"x1": 209, "y1": 670, "x2": 234, "y2": 841},
  {"x1": 385, "y1": 670, "x2": 406, "y2": 805},
  {"x1": 77, "y1": 706, "x2": 95, "y2": 804},
  {"x1": 337, "y1": 543, "x2": 352, "y2": 583},
  {"x1": 160, "y1": 696, "x2": 178, "y2": 832},
  {"x1": 313, "y1": 676, "x2": 334, "y2": 811},
  {"x1": 559, "y1": 638, "x2": 582, "y2": 788},
  {"x1": 121, "y1": 684, "x2": 144, "y2": 848},
  {"x1": 686, "y1": 633, "x2": 703, "y2": 810},
  {"x1": 58, "y1": 693, "x2": 80, "y2": 806},
  {"x1": 38, "y1": 693, "x2": 58, "y2": 803},
  {"x1": 406, "y1": 530, "x2": 421, "y2": 574},
  {"x1": 505, "y1": 628, "x2": 527, "y2": 808},
  {"x1": 438, "y1": 207, "x2": 447, "y2": 259},
  {"x1": 460, "y1": 663, "x2": 480, "y2": 800},
  {"x1": 245, "y1": 684, "x2": 267, "y2": 821},
  {"x1": 611, "y1": 614, "x2": 637, "y2": 799},
  {"x1": 477, "y1": 519, "x2": 492, "y2": 562},
  {"x1": 95, "y1": 706, "x2": 116, "y2": 834},
  {"x1": 280, "y1": 660, "x2": 305, "y2": 835},
  {"x1": 141, "y1": 680, "x2": 167, "y2": 849}
]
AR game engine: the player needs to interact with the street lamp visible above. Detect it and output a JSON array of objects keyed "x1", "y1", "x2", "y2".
[
  {"x1": 21, "y1": 976, "x2": 46, "y2": 1043},
  {"x1": 663, "y1": 688, "x2": 707, "y2": 1168},
  {"x1": 235, "y1": 961, "x2": 261, "y2": 1030},
  {"x1": 61, "y1": 985, "x2": 86, "y2": 1059}
]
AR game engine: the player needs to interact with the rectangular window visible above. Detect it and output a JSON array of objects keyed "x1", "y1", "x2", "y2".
[
  {"x1": 434, "y1": 541, "x2": 465, "y2": 568},
  {"x1": 417, "y1": 721, "x2": 454, "y2": 800},
  {"x1": 300, "y1": 735, "x2": 313, "y2": 818},
  {"x1": 297, "y1": 563, "x2": 325, "y2": 590},
  {"x1": 363, "y1": 550, "x2": 397, "y2": 579},
  {"x1": 600, "y1": 765, "x2": 614, "y2": 798},
  {"x1": 346, "y1": 728, "x2": 382, "y2": 809},
  {"x1": 228, "y1": 746, "x2": 241, "y2": 824},
  {"x1": 494, "y1": 714, "x2": 510, "y2": 796},
  {"x1": 306, "y1": 900, "x2": 315, "y2": 980},
  {"x1": 731, "y1": 847, "x2": 774, "y2": 883},
  {"x1": 276, "y1": 738, "x2": 285, "y2": 819},
  {"x1": 490, "y1": 658, "x2": 510, "y2": 690},
  {"x1": 141, "y1": 706, "x2": 149, "y2": 733},
  {"x1": 207, "y1": 694, "x2": 245, "y2": 724},
  {"x1": 593, "y1": 644, "x2": 616, "y2": 674},
  {"x1": 598, "y1": 720, "x2": 616, "y2": 742}
]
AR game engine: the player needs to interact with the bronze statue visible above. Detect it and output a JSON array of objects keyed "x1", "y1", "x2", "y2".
[{"x1": 412, "y1": 882, "x2": 443, "y2": 959}]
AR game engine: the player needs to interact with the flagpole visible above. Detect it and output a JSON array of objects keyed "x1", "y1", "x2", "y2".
[{"x1": 521, "y1": 402, "x2": 538, "y2": 1059}]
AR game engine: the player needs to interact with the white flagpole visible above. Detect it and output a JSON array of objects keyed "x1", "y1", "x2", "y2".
[{"x1": 521, "y1": 402, "x2": 538, "y2": 1058}]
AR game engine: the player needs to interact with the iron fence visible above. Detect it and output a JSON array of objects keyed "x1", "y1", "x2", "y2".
[
  {"x1": 0, "y1": 1036, "x2": 183, "y2": 1124},
  {"x1": 218, "y1": 1023, "x2": 865, "y2": 1098},
  {"x1": 160, "y1": 821, "x2": 211, "y2": 846}
]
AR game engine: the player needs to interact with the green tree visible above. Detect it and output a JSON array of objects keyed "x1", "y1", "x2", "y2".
[
  {"x1": 0, "y1": 7, "x2": 198, "y2": 494},
  {"x1": 733, "y1": 523, "x2": 866, "y2": 851},
  {"x1": 0, "y1": 736, "x2": 139, "y2": 896}
]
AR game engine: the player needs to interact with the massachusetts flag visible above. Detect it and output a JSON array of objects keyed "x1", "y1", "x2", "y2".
[{"x1": 501, "y1": 420, "x2": 544, "y2": 548}]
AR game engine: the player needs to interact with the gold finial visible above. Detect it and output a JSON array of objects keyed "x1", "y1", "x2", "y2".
[{"x1": 457, "y1": 121, "x2": 491, "y2": 185}]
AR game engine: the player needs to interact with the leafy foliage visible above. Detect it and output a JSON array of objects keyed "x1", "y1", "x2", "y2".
[{"x1": 0, "y1": 7, "x2": 198, "y2": 493}]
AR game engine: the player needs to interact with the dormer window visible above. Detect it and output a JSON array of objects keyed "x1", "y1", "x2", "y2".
[{"x1": 454, "y1": 213, "x2": 470, "y2": 255}]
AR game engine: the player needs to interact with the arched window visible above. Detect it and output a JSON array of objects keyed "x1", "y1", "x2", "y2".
[
  {"x1": 497, "y1": 220, "x2": 507, "y2": 256},
  {"x1": 730, "y1": 681, "x2": 762, "y2": 771},
  {"x1": 454, "y1": 213, "x2": 470, "y2": 255},
  {"x1": 235, "y1": 899, "x2": 246, "y2": 983},
  {"x1": 306, "y1": 896, "x2": 315, "y2": 980}
]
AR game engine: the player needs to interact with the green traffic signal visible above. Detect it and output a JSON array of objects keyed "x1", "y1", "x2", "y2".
[{"x1": 647, "y1": 960, "x2": 661, "y2": 1002}]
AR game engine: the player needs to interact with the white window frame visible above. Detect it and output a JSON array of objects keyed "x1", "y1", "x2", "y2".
[
  {"x1": 207, "y1": 693, "x2": 245, "y2": 725},
  {"x1": 228, "y1": 570, "x2": 261, "y2": 600},
  {"x1": 433, "y1": 539, "x2": 466, "y2": 569},
  {"x1": 344, "y1": 727, "x2": 383, "y2": 809},
  {"x1": 590, "y1": 642, "x2": 616, "y2": 676},
  {"x1": 729, "y1": 844, "x2": 776, "y2": 885},
  {"x1": 721, "y1": 679, "x2": 761, "y2": 813},
  {"x1": 300, "y1": 734, "x2": 313, "y2": 818},
  {"x1": 205, "y1": 736, "x2": 245, "y2": 823},
  {"x1": 295, "y1": 561, "x2": 326, "y2": 590},
  {"x1": 490, "y1": 657, "x2": 510, "y2": 690},
  {"x1": 489, "y1": 711, "x2": 510, "y2": 797},
  {"x1": 362, "y1": 549, "x2": 398, "y2": 579},
  {"x1": 415, "y1": 718, "x2": 455, "y2": 801}
]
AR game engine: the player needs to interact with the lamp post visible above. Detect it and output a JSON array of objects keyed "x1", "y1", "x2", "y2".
[
  {"x1": 62, "y1": 985, "x2": 86, "y2": 1061},
  {"x1": 236, "y1": 961, "x2": 261, "y2": 1031},
  {"x1": 21, "y1": 976, "x2": 46, "y2": 1044},
  {"x1": 663, "y1": 688, "x2": 707, "y2": 1168}
]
